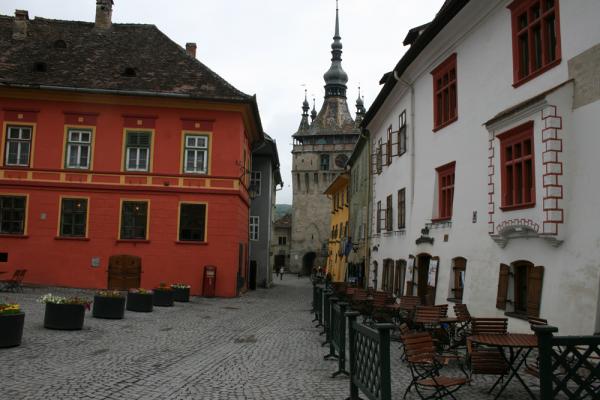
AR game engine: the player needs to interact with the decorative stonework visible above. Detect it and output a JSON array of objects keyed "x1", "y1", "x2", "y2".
[
  {"x1": 540, "y1": 105, "x2": 564, "y2": 236},
  {"x1": 487, "y1": 132, "x2": 496, "y2": 234}
]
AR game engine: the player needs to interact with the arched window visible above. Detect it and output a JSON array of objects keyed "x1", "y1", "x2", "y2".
[{"x1": 496, "y1": 260, "x2": 544, "y2": 317}]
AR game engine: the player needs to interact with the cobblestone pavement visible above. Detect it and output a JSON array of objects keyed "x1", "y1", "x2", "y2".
[{"x1": 1, "y1": 275, "x2": 537, "y2": 399}]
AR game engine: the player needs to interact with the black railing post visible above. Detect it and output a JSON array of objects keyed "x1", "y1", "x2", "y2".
[
  {"x1": 321, "y1": 290, "x2": 332, "y2": 340},
  {"x1": 312, "y1": 282, "x2": 317, "y2": 316},
  {"x1": 332, "y1": 301, "x2": 349, "y2": 377},
  {"x1": 315, "y1": 286, "x2": 324, "y2": 328},
  {"x1": 324, "y1": 295, "x2": 339, "y2": 358},
  {"x1": 346, "y1": 311, "x2": 360, "y2": 400},
  {"x1": 375, "y1": 323, "x2": 394, "y2": 400},
  {"x1": 533, "y1": 324, "x2": 559, "y2": 400}
]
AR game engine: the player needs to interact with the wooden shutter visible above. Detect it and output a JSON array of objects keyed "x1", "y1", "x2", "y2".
[
  {"x1": 496, "y1": 264, "x2": 509, "y2": 310},
  {"x1": 527, "y1": 265, "x2": 544, "y2": 317}
]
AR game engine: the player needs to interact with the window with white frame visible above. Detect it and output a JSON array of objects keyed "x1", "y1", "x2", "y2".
[
  {"x1": 250, "y1": 171, "x2": 261, "y2": 196},
  {"x1": 184, "y1": 134, "x2": 208, "y2": 174},
  {"x1": 125, "y1": 131, "x2": 151, "y2": 171},
  {"x1": 249, "y1": 216, "x2": 259, "y2": 241},
  {"x1": 66, "y1": 129, "x2": 92, "y2": 169},
  {"x1": 5, "y1": 126, "x2": 32, "y2": 167}
]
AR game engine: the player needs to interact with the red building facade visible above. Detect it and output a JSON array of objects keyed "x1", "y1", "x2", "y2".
[{"x1": 0, "y1": 3, "x2": 262, "y2": 297}]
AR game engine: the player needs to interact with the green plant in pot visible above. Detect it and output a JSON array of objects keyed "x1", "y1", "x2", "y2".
[
  {"x1": 39, "y1": 294, "x2": 91, "y2": 330},
  {"x1": 93, "y1": 290, "x2": 126, "y2": 319},
  {"x1": 0, "y1": 303, "x2": 25, "y2": 347},
  {"x1": 153, "y1": 283, "x2": 174, "y2": 307},
  {"x1": 171, "y1": 283, "x2": 191, "y2": 302},
  {"x1": 126, "y1": 288, "x2": 154, "y2": 313}
]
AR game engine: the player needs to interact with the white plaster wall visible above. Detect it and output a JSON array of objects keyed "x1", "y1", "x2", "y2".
[{"x1": 367, "y1": 0, "x2": 600, "y2": 334}]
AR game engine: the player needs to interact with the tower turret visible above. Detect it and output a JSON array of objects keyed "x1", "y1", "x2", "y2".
[{"x1": 323, "y1": 0, "x2": 348, "y2": 98}]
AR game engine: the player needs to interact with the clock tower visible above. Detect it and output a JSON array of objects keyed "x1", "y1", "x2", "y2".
[{"x1": 289, "y1": 2, "x2": 362, "y2": 274}]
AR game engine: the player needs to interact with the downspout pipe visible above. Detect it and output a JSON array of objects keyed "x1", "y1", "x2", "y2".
[{"x1": 393, "y1": 70, "x2": 416, "y2": 208}]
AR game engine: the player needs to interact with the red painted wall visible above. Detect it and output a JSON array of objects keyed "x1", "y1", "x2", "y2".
[{"x1": 0, "y1": 93, "x2": 252, "y2": 297}]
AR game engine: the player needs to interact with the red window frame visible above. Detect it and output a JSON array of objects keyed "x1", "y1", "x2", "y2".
[
  {"x1": 508, "y1": 0, "x2": 561, "y2": 87},
  {"x1": 435, "y1": 162, "x2": 455, "y2": 221},
  {"x1": 431, "y1": 53, "x2": 457, "y2": 131},
  {"x1": 498, "y1": 121, "x2": 536, "y2": 210}
]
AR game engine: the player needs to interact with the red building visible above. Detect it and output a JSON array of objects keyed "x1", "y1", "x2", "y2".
[{"x1": 0, "y1": 2, "x2": 263, "y2": 297}]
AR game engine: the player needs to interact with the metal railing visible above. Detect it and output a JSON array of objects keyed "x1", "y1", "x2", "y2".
[
  {"x1": 347, "y1": 311, "x2": 393, "y2": 400},
  {"x1": 330, "y1": 300, "x2": 349, "y2": 377},
  {"x1": 314, "y1": 286, "x2": 323, "y2": 329},
  {"x1": 534, "y1": 325, "x2": 600, "y2": 399}
]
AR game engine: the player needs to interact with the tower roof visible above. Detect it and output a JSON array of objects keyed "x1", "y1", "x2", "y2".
[{"x1": 323, "y1": 0, "x2": 348, "y2": 99}]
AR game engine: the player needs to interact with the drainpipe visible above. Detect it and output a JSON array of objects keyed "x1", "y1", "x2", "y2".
[
  {"x1": 364, "y1": 129, "x2": 371, "y2": 289},
  {"x1": 393, "y1": 71, "x2": 416, "y2": 208}
]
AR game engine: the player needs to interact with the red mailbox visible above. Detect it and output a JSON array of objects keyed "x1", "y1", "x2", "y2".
[{"x1": 203, "y1": 265, "x2": 217, "y2": 297}]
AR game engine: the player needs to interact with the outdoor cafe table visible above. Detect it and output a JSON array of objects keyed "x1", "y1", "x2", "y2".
[{"x1": 469, "y1": 333, "x2": 538, "y2": 400}]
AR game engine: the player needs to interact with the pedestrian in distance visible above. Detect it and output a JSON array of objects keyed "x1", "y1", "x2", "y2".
[{"x1": 279, "y1": 266, "x2": 284, "y2": 280}]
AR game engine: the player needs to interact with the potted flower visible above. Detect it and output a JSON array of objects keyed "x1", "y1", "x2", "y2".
[
  {"x1": 93, "y1": 290, "x2": 126, "y2": 319},
  {"x1": 0, "y1": 303, "x2": 24, "y2": 348},
  {"x1": 171, "y1": 283, "x2": 191, "y2": 302},
  {"x1": 126, "y1": 289, "x2": 154, "y2": 312},
  {"x1": 39, "y1": 294, "x2": 91, "y2": 330},
  {"x1": 153, "y1": 283, "x2": 174, "y2": 307}
]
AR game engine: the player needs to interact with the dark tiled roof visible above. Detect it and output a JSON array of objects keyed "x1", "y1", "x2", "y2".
[
  {"x1": 274, "y1": 214, "x2": 291, "y2": 228},
  {"x1": 0, "y1": 15, "x2": 250, "y2": 101}
]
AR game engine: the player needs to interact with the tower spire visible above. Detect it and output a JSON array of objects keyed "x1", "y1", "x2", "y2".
[
  {"x1": 297, "y1": 89, "x2": 310, "y2": 132},
  {"x1": 311, "y1": 97, "x2": 317, "y2": 122},
  {"x1": 323, "y1": 0, "x2": 348, "y2": 98},
  {"x1": 355, "y1": 85, "x2": 366, "y2": 125}
]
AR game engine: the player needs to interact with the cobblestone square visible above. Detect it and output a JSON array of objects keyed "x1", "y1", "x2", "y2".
[{"x1": 1, "y1": 276, "x2": 535, "y2": 399}]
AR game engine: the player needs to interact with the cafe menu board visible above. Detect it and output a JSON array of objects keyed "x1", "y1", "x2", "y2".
[{"x1": 428, "y1": 258, "x2": 439, "y2": 287}]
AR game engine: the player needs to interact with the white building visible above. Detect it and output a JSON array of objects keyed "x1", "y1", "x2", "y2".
[{"x1": 363, "y1": 0, "x2": 600, "y2": 334}]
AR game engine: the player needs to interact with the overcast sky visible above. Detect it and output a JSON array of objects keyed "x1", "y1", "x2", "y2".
[{"x1": 1, "y1": 0, "x2": 445, "y2": 204}]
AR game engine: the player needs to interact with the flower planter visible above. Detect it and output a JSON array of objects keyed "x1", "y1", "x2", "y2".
[
  {"x1": 0, "y1": 312, "x2": 25, "y2": 347},
  {"x1": 126, "y1": 292, "x2": 153, "y2": 313},
  {"x1": 172, "y1": 287, "x2": 190, "y2": 302},
  {"x1": 153, "y1": 289, "x2": 174, "y2": 307},
  {"x1": 44, "y1": 303, "x2": 85, "y2": 330},
  {"x1": 93, "y1": 295, "x2": 125, "y2": 319}
]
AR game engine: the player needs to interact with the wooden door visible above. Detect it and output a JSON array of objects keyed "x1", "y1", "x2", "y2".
[
  {"x1": 108, "y1": 255, "x2": 141, "y2": 290},
  {"x1": 417, "y1": 254, "x2": 431, "y2": 305}
]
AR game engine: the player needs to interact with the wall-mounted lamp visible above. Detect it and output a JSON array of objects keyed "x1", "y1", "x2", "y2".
[{"x1": 372, "y1": 244, "x2": 379, "y2": 252}]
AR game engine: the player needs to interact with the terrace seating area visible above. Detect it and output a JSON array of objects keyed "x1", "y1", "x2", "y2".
[{"x1": 312, "y1": 282, "x2": 600, "y2": 399}]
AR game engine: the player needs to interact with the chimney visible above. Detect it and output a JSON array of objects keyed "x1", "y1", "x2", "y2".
[
  {"x1": 12, "y1": 10, "x2": 29, "y2": 40},
  {"x1": 186, "y1": 42, "x2": 197, "y2": 58},
  {"x1": 95, "y1": 0, "x2": 113, "y2": 30}
]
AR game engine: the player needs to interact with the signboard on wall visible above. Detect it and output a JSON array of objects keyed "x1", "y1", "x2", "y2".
[{"x1": 428, "y1": 258, "x2": 438, "y2": 286}]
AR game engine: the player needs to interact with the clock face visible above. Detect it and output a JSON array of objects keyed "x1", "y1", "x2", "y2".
[{"x1": 335, "y1": 154, "x2": 348, "y2": 168}]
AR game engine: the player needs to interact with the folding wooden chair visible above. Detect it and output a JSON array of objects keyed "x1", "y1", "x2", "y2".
[
  {"x1": 467, "y1": 317, "x2": 509, "y2": 392},
  {"x1": 403, "y1": 331, "x2": 468, "y2": 399},
  {"x1": 0, "y1": 269, "x2": 27, "y2": 292}
]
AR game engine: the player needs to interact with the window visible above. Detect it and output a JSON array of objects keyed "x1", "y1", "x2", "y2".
[
  {"x1": 385, "y1": 194, "x2": 393, "y2": 231},
  {"x1": 250, "y1": 216, "x2": 259, "y2": 241},
  {"x1": 179, "y1": 203, "x2": 206, "y2": 242},
  {"x1": 496, "y1": 261, "x2": 544, "y2": 317},
  {"x1": 499, "y1": 121, "x2": 535, "y2": 209},
  {"x1": 509, "y1": 0, "x2": 561, "y2": 86},
  {"x1": 436, "y1": 162, "x2": 455, "y2": 220},
  {"x1": 398, "y1": 188, "x2": 406, "y2": 229},
  {"x1": 65, "y1": 129, "x2": 92, "y2": 169},
  {"x1": 60, "y1": 198, "x2": 87, "y2": 237},
  {"x1": 314, "y1": 173, "x2": 318, "y2": 184},
  {"x1": 184, "y1": 134, "x2": 208, "y2": 174},
  {"x1": 250, "y1": 171, "x2": 261, "y2": 196},
  {"x1": 5, "y1": 126, "x2": 32, "y2": 167},
  {"x1": 320, "y1": 154, "x2": 330, "y2": 171},
  {"x1": 431, "y1": 54, "x2": 457, "y2": 131},
  {"x1": 0, "y1": 196, "x2": 26, "y2": 234},
  {"x1": 376, "y1": 201, "x2": 382, "y2": 233},
  {"x1": 398, "y1": 111, "x2": 407, "y2": 156},
  {"x1": 305, "y1": 173, "x2": 309, "y2": 192},
  {"x1": 120, "y1": 201, "x2": 148, "y2": 240},
  {"x1": 125, "y1": 131, "x2": 151, "y2": 171},
  {"x1": 382, "y1": 259, "x2": 394, "y2": 293},
  {"x1": 375, "y1": 139, "x2": 383, "y2": 174},
  {"x1": 296, "y1": 173, "x2": 301, "y2": 190},
  {"x1": 394, "y1": 259, "x2": 407, "y2": 297},
  {"x1": 278, "y1": 236, "x2": 287, "y2": 245},
  {"x1": 386, "y1": 126, "x2": 392, "y2": 165},
  {"x1": 450, "y1": 257, "x2": 466, "y2": 302}
]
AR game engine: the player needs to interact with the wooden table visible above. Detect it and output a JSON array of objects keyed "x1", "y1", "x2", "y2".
[{"x1": 469, "y1": 333, "x2": 538, "y2": 399}]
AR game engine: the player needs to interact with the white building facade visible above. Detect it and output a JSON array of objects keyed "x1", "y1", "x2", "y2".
[{"x1": 364, "y1": 0, "x2": 600, "y2": 334}]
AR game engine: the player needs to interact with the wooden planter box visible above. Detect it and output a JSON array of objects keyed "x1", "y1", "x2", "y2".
[
  {"x1": 172, "y1": 287, "x2": 190, "y2": 302},
  {"x1": 44, "y1": 303, "x2": 85, "y2": 330},
  {"x1": 153, "y1": 289, "x2": 174, "y2": 307},
  {"x1": 126, "y1": 292, "x2": 153, "y2": 312},
  {"x1": 0, "y1": 312, "x2": 25, "y2": 347},
  {"x1": 93, "y1": 295, "x2": 126, "y2": 319}
]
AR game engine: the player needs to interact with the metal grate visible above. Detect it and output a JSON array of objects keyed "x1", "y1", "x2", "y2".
[{"x1": 330, "y1": 301, "x2": 349, "y2": 377}]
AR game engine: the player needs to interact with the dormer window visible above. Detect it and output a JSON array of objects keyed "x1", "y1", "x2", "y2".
[
  {"x1": 122, "y1": 67, "x2": 137, "y2": 77},
  {"x1": 33, "y1": 62, "x2": 47, "y2": 72}
]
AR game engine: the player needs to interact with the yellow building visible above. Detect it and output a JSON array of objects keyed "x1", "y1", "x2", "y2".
[{"x1": 324, "y1": 173, "x2": 350, "y2": 282}]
